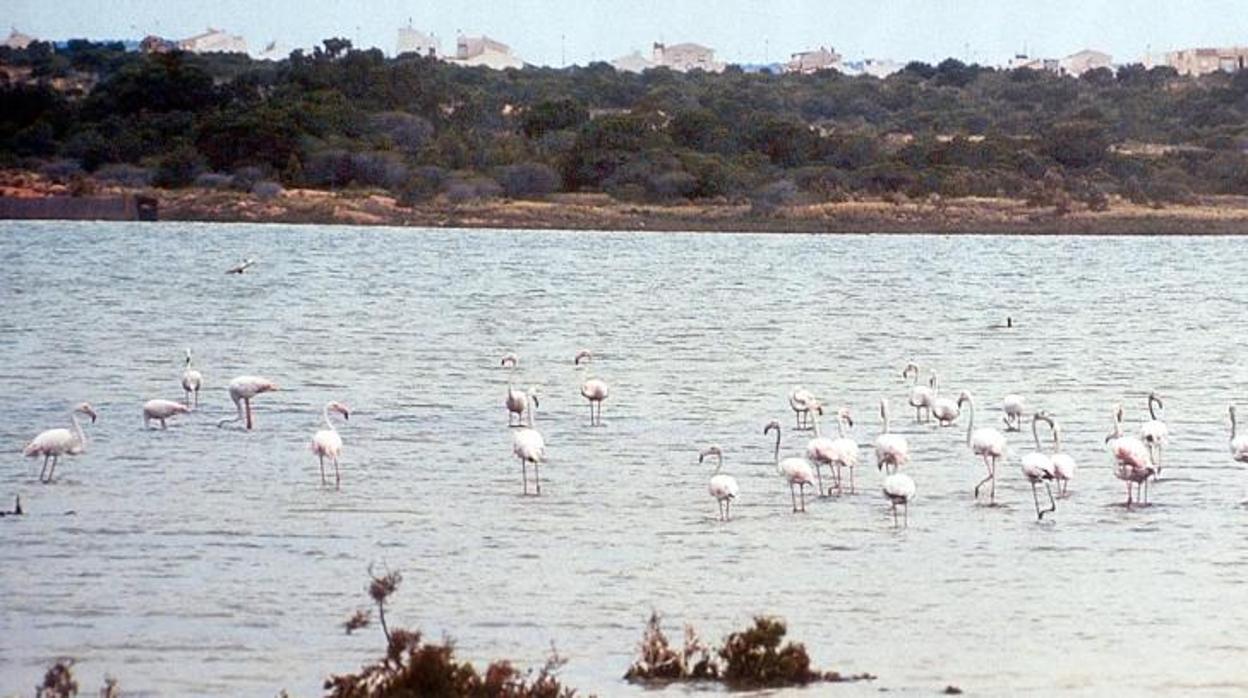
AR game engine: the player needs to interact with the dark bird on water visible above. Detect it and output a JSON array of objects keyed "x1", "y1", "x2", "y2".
[{"x1": 226, "y1": 258, "x2": 256, "y2": 274}]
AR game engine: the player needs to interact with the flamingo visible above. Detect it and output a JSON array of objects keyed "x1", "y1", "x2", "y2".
[
  {"x1": 181, "y1": 349, "x2": 203, "y2": 408},
  {"x1": 24, "y1": 402, "x2": 97, "y2": 484},
  {"x1": 143, "y1": 399, "x2": 191, "y2": 430},
  {"x1": 1037, "y1": 413, "x2": 1077, "y2": 497},
  {"x1": 501, "y1": 354, "x2": 534, "y2": 427},
  {"x1": 880, "y1": 463, "x2": 916, "y2": 528},
  {"x1": 929, "y1": 372, "x2": 960, "y2": 427},
  {"x1": 827, "y1": 407, "x2": 861, "y2": 494},
  {"x1": 874, "y1": 398, "x2": 911, "y2": 473},
  {"x1": 217, "y1": 376, "x2": 279, "y2": 430},
  {"x1": 764, "y1": 420, "x2": 817, "y2": 513},
  {"x1": 1139, "y1": 392, "x2": 1170, "y2": 474},
  {"x1": 512, "y1": 392, "x2": 546, "y2": 495},
  {"x1": 311, "y1": 401, "x2": 350, "y2": 488},
  {"x1": 1229, "y1": 406, "x2": 1248, "y2": 463},
  {"x1": 959, "y1": 391, "x2": 1007, "y2": 503},
  {"x1": 1002, "y1": 394, "x2": 1026, "y2": 431},
  {"x1": 700, "y1": 445, "x2": 740, "y2": 521},
  {"x1": 789, "y1": 387, "x2": 817, "y2": 430},
  {"x1": 1107, "y1": 405, "x2": 1154, "y2": 508},
  {"x1": 805, "y1": 404, "x2": 836, "y2": 496},
  {"x1": 903, "y1": 363, "x2": 934, "y2": 423},
  {"x1": 1020, "y1": 413, "x2": 1057, "y2": 520},
  {"x1": 574, "y1": 350, "x2": 609, "y2": 426}
]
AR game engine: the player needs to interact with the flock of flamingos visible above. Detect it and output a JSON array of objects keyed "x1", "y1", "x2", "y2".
[{"x1": 17, "y1": 349, "x2": 1248, "y2": 527}]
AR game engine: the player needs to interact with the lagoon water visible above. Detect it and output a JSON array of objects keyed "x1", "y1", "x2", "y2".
[{"x1": 2, "y1": 220, "x2": 1247, "y2": 696}]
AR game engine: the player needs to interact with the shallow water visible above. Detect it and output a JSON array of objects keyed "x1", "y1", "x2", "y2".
[{"x1": 2, "y1": 221, "x2": 1247, "y2": 696}]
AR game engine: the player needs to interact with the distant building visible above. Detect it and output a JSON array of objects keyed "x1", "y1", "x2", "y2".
[
  {"x1": 843, "y1": 58, "x2": 903, "y2": 78},
  {"x1": 651, "y1": 42, "x2": 725, "y2": 73},
  {"x1": 177, "y1": 27, "x2": 248, "y2": 55},
  {"x1": 610, "y1": 50, "x2": 655, "y2": 73},
  {"x1": 4, "y1": 27, "x2": 36, "y2": 50},
  {"x1": 1007, "y1": 54, "x2": 1060, "y2": 72},
  {"x1": 397, "y1": 24, "x2": 440, "y2": 57},
  {"x1": 1164, "y1": 47, "x2": 1248, "y2": 76},
  {"x1": 785, "y1": 46, "x2": 843, "y2": 74},
  {"x1": 446, "y1": 34, "x2": 524, "y2": 70},
  {"x1": 253, "y1": 40, "x2": 291, "y2": 61},
  {"x1": 1059, "y1": 49, "x2": 1113, "y2": 76}
]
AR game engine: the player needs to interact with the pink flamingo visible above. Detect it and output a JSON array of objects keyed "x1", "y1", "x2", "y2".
[
  {"x1": 181, "y1": 349, "x2": 203, "y2": 408},
  {"x1": 311, "y1": 401, "x2": 350, "y2": 488},
  {"x1": 143, "y1": 399, "x2": 191, "y2": 430},
  {"x1": 24, "y1": 402, "x2": 97, "y2": 483},
  {"x1": 217, "y1": 376, "x2": 279, "y2": 430},
  {"x1": 1107, "y1": 405, "x2": 1155, "y2": 508},
  {"x1": 575, "y1": 350, "x2": 609, "y2": 426}
]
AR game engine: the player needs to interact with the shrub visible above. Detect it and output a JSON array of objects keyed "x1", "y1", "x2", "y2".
[
  {"x1": 252, "y1": 180, "x2": 284, "y2": 200},
  {"x1": 193, "y1": 172, "x2": 233, "y2": 190},
  {"x1": 231, "y1": 165, "x2": 266, "y2": 191},
  {"x1": 445, "y1": 177, "x2": 502, "y2": 204},
  {"x1": 396, "y1": 166, "x2": 446, "y2": 206},
  {"x1": 94, "y1": 163, "x2": 152, "y2": 187},
  {"x1": 38, "y1": 158, "x2": 83, "y2": 183},
  {"x1": 370, "y1": 111, "x2": 434, "y2": 155},
  {"x1": 497, "y1": 162, "x2": 559, "y2": 199},
  {"x1": 750, "y1": 179, "x2": 798, "y2": 216},
  {"x1": 152, "y1": 145, "x2": 205, "y2": 188}
]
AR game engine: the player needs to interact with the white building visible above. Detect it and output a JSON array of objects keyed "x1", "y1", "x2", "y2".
[
  {"x1": 4, "y1": 27, "x2": 35, "y2": 50},
  {"x1": 611, "y1": 50, "x2": 655, "y2": 73},
  {"x1": 1059, "y1": 49, "x2": 1112, "y2": 76},
  {"x1": 178, "y1": 27, "x2": 248, "y2": 55},
  {"x1": 1007, "y1": 54, "x2": 1059, "y2": 72},
  {"x1": 445, "y1": 34, "x2": 524, "y2": 70},
  {"x1": 785, "y1": 46, "x2": 843, "y2": 74},
  {"x1": 397, "y1": 24, "x2": 440, "y2": 57},
  {"x1": 1164, "y1": 47, "x2": 1248, "y2": 76},
  {"x1": 651, "y1": 42, "x2": 725, "y2": 73},
  {"x1": 843, "y1": 58, "x2": 903, "y2": 78}
]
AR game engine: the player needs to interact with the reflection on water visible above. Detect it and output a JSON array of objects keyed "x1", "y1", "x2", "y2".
[{"x1": 2, "y1": 221, "x2": 1247, "y2": 696}]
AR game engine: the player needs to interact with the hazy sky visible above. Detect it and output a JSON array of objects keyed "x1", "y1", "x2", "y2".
[{"x1": 8, "y1": 0, "x2": 1248, "y2": 66}]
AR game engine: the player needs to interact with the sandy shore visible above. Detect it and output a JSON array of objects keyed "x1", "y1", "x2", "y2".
[{"x1": 6, "y1": 171, "x2": 1248, "y2": 234}]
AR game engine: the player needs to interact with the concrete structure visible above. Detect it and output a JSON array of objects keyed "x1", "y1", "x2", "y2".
[
  {"x1": 1164, "y1": 47, "x2": 1248, "y2": 76},
  {"x1": 785, "y1": 46, "x2": 843, "y2": 74},
  {"x1": 0, "y1": 194, "x2": 157, "y2": 221},
  {"x1": 610, "y1": 50, "x2": 655, "y2": 73},
  {"x1": 1008, "y1": 54, "x2": 1060, "y2": 72},
  {"x1": 446, "y1": 34, "x2": 524, "y2": 70},
  {"x1": 178, "y1": 27, "x2": 248, "y2": 55},
  {"x1": 397, "y1": 24, "x2": 439, "y2": 57},
  {"x1": 4, "y1": 28, "x2": 36, "y2": 50},
  {"x1": 844, "y1": 58, "x2": 903, "y2": 78},
  {"x1": 651, "y1": 42, "x2": 725, "y2": 73},
  {"x1": 1059, "y1": 49, "x2": 1113, "y2": 76}
]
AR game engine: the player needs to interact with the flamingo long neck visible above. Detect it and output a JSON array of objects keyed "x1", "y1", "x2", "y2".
[
  {"x1": 713, "y1": 453, "x2": 723, "y2": 476},
  {"x1": 812, "y1": 413, "x2": 822, "y2": 438},
  {"x1": 1232, "y1": 409, "x2": 1238, "y2": 442},
  {"x1": 70, "y1": 411, "x2": 86, "y2": 449},
  {"x1": 772, "y1": 429, "x2": 781, "y2": 467},
  {"x1": 1149, "y1": 396, "x2": 1161, "y2": 421},
  {"x1": 322, "y1": 404, "x2": 338, "y2": 432},
  {"x1": 965, "y1": 396, "x2": 976, "y2": 446},
  {"x1": 836, "y1": 416, "x2": 846, "y2": 439},
  {"x1": 881, "y1": 402, "x2": 890, "y2": 434},
  {"x1": 526, "y1": 395, "x2": 536, "y2": 428},
  {"x1": 1032, "y1": 418, "x2": 1041, "y2": 450},
  {"x1": 1053, "y1": 425, "x2": 1063, "y2": 452}
]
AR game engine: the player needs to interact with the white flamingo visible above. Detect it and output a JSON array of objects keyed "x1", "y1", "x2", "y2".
[
  {"x1": 24, "y1": 402, "x2": 97, "y2": 483},
  {"x1": 217, "y1": 376, "x2": 279, "y2": 430},
  {"x1": 1139, "y1": 392, "x2": 1170, "y2": 474},
  {"x1": 1107, "y1": 405, "x2": 1154, "y2": 508},
  {"x1": 827, "y1": 407, "x2": 861, "y2": 494},
  {"x1": 512, "y1": 392, "x2": 546, "y2": 495},
  {"x1": 143, "y1": 399, "x2": 191, "y2": 430},
  {"x1": 501, "y1": 354, "x2": 533, "y2": 427},
  {"x1": 575, "y1": 350, "x2": 609, "y2": 426},
  {"x1": 1020, "y1": 413, "x2": 1057, "y2": 520},
  {"x1": 700, "y1": 445, "x2": 740, "y2": 521},
  {"x1": 181, "y1": 349, "x2": 203, "y2": 408},
  {"x1": 764, "y1": 420, "x2": 816, "y2": 513},
  {"x1": 789, "y1": 387, "x2": 817, "y2": 431},
  {"x1": 1002, "y1": 394, "x2": 1027, "y2": 431},
  {"x1": 880, "y1": 465, "x2": 916, "y2": 528},
  {"x1": 805, "y1": 404, "x2": 836, "y2": 496},
  {"x1": 1229, "y1": 406, "x2": 1248, "y2": 463},
  {"x1": 1037, "y1": 413, "x2": 1077, "y2": 498},
  {"x1": 927, "y1": 371, "x2": 960, "y2": 426},
  {"x1": 903, "y1": 363, "x2": 934, "y2": 423},
  {"x1": 959, "y1": 391, "x2": 1007, "y2": 503},
  {"x1": 311, "y1": 401, "x2": 350, "y2": 488},
  {"x1": 874, "y1": 398, "x2": 910, "y2": 473}
]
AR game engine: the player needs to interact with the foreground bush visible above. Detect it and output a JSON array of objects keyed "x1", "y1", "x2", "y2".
[
  {"x1": 326, "y1": 568, "x2": 583, "y2": 698},
  {"x1": 625, "y1": 613, "x2": 874, "y2": 689}
]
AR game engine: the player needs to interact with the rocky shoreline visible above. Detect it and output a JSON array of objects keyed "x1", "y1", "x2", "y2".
[{"x1": 6, "y1": 171, "x2": 1248, "y2": 235}]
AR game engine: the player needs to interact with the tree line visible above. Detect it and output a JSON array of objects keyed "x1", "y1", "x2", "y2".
[{"x1": 4, "y1": 39, "x2": 1248, "y2": 208}]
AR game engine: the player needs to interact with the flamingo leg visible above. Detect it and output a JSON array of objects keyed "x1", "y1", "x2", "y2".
[
  {"x1": 799, "y1": 483, "x2": 807, "y2": 512},
  {"x1": 725, "y1": 499, "x2": 732, "y2": 521},
  {"x1": 194, "y1": 389, "x2": 199, "y2": 408},
  {"x1": 47, "y1": 455, "x2": 59, "y2": 482},
  {"x1": 534, "y1": 461, "x2": 541, "y2": 494},
  {"x1": 974, "y1": 455, "x2": 994, "y2": 500},
  {"x1": 39, "y1": 454, "x2": 50, "y2": 482},
  {"x1": 1125, "y1": 481, "x2": 1133, "y2": 508},
  {"x1": 160, "y1": 418, "x2": 167, "y2": 430},
  {"x1": 849, "y1": 466, "x2": 856, "y2": 494},
  {"x1": 319, "y1": 454, "x2": 327, "y2": 485},
  {"x1": 1042, "y1": 481, "x2": 1056, "y2": 519},
  {"x1": 990, "y1": 457, "x2": 998, "y2": 503},
  {"x1": 521, "y1": 460, "x2": 528, "y2": 495},
  {"x1": 334, "y1": 457, "x2": 341, "y2": 490},
  {"x1": 1031, "y1": 482, "x2": 1041, "y2": 519},
  {"x1": 588, "y1": 401, "x2": 594, "y2": 426},
  {"x1": 903, "y1": 501, "x2": 909, "y2": 527},
  {"x1": 815, "y1": 464, "x2": 825, "y2": 498},
  {"x1": 790, "y1": 482, "x2": 797, "y2": 512},
  {"x1": 245, "y1": 398, "x2": 253, "y2": 430}
]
